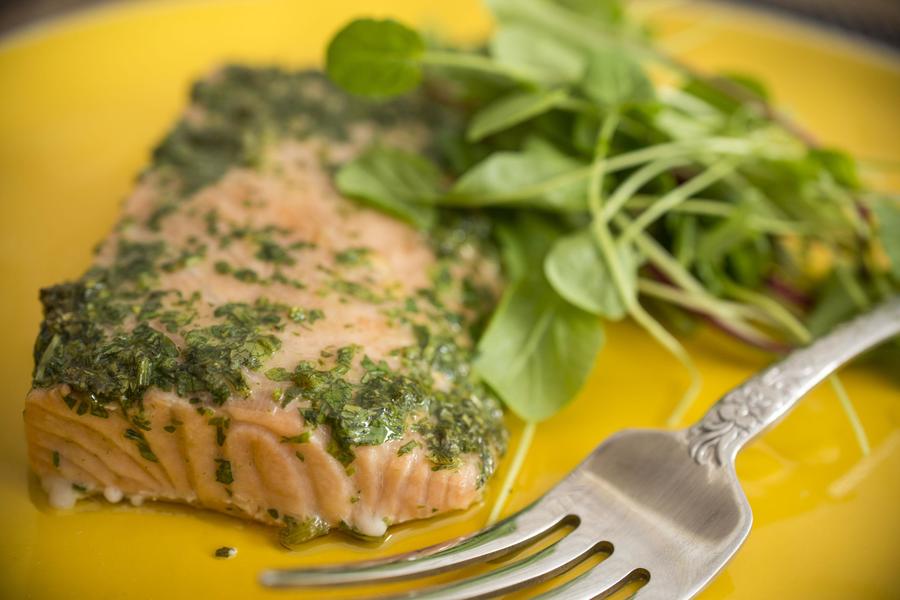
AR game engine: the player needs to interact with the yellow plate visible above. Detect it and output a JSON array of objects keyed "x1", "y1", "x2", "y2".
[{"x1": 1, "y1": 1, "x2": 899, "y2": 598}]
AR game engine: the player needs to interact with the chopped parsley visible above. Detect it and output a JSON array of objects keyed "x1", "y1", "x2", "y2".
[
  {"x1": 335, "y1": 247, "x2": 371, "y2": 266},
  {"x1": 397, "y1": 440, "x2": 418, "y2": 456},
  {"x1": 151, "y1": 67, "x2": 449, "y2": 196},
  {"x1": 209, "y1": 416, "x2": 230, "y2": 447},
  {"x1": 256, "y1": 239, "x2": 295, "y2": 265},
  {"x1": 214, "y1": 459, "x2": 234, "y2": 485},
  {"x1": 280, "y1": 515, "x2": 330, "y2": 548},
  {"x1": 288, "y1": 307, "x2": 324, "y2": 325},
  {"x1": 124, "y1": 428, "x2": 159, "y2": 463},
  {"x1": 213, "y1": 546, "x2": 237, "y2": 559},
  {"x1": 329, "y1": 278, "x2": 383, "y2": 303},
  {"x1": 281, "y1": 432, "x2": 310, "y2": 444}
]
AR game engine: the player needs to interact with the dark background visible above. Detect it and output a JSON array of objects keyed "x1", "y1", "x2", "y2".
[{"x1": 2, "y1": 0, "x2": 899, "y2": 48}]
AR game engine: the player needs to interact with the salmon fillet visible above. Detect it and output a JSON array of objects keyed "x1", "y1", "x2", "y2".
[{"x1": 24, "y1": 67, "x2": 506, "y2": 543}]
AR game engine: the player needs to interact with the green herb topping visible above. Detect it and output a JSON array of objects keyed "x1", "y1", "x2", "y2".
[
  {"x1": 214, "y1": 459, "x2": 234, "y2": 485},
  {"x1": 279, "y1": 515, "x2": 330, "y2": 549},
  {"x1": 32, "y1": 67, "x2": 506, "y2": 482},
  {"x1": 213, "y1": 546, "x2": 237, "y2": 559}
]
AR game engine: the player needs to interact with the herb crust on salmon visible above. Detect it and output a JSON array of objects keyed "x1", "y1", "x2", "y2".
[{"x1": 25, "y1": 67, "x2": 507, "y2": 544}]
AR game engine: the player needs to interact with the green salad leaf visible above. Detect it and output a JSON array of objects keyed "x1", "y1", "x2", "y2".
[
  {"x1": 476, "y1": 216, "x2": 604, "y2": 421},
  {"x1": 467, "y1": 89, "x2": 568, "y2": 142},
  {"x1": 476, "y1": 277, "x2": 604, "y2": 421},
  {"x1": 580, "y1": 47, "x2": 655, "y2": 107},
  {"x1": 485, "y1": 0, "x2": 622, "y2": 46},
  {"x1": 490, "y1": 25, "x2": 586, "y2": 85},
  {"x1": 450, "y1": 138, "x2": 588, "y2": 210},
  {"x1": 326, "y1": 19, "x2": 426, "y2": 98},
  {"x1": 544, "y1": 227, "x2": 634, "y2": 319},
  {"x1": 324, "y1": 0, "x2": 898, "y2": 447},
  {"x1": 335, "y1": 147, "x2": 442, "y2": 229},
  {"x1": 874, "y1": 198, "x2": 900, "y2": 280},
  {"x1": 555, "y1": 0, "x2": 625, "y2": 23}
]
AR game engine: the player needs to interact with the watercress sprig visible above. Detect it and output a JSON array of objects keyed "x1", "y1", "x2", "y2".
[{"x1": 324, "y1": 0, "x2": 900, "y2": 443}]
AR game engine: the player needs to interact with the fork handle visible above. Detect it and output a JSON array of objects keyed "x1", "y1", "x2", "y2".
[{"x1": 687, "y1": 296, "x2": 900, "y2": 467}]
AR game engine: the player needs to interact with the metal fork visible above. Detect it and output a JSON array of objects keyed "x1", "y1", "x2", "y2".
[{"x1": 260, "y1": 297, "x2": 900, "y2": 599}]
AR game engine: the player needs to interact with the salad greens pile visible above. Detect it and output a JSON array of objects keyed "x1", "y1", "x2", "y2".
[{"x1": 324, "y1": 0, "x2": 900, "y2": 434}]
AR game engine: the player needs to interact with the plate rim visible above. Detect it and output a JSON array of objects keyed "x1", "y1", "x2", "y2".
[{"x1": 2, "y1": 0, "x2": 899, "y2": 70}]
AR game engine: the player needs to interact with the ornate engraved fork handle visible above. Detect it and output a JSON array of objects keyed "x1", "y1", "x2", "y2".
[{"x1": 688, "y1": 297, "x2": 900, "y2": 467}]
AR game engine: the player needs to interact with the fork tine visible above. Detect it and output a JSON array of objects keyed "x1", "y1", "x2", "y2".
[
  {"x1": 531, "y1": 553, "x2": 636, "y2": 600},
  {"x1": 259, "y1": 498, "x2": 571, "y2": 588},
  {"x1": 377, "y1": 532, "x2": 597, "y2": 600}
]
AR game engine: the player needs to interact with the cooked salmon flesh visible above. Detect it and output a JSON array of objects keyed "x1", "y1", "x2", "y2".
[{"x1": 24, "y1": 67, "x2": 506, "y2": 544}]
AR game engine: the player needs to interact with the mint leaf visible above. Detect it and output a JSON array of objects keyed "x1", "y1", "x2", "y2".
[
  {"x1": 581, "y1": 47, "x2": 655, "y2": 107},
  {"x1": 335, "y1": 147, "x2": 442, "y2": 229},
  {"x1": 476, "y1": 215, "x2": 604, "y2": 421},
  {"x1": 326, "y1": 18, "x2": 425, "y2": 98},
  {"x1": 449, "y1": 138, "x2": 588, "y2": 211},
  {"x1": 544, "y1": 227, "x2": 634, "y2": 319},
  {"x1": 491, "y1": 25, "x2": 585, "y2": 85},
  {"x1": 467, "y1": 89, "x2": 568, "y2": 142}
]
